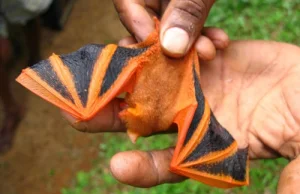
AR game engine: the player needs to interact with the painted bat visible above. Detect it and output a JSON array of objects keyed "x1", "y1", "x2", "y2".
[{"x1": 16, "y1": 19, "x2": 249, "y2": 188}]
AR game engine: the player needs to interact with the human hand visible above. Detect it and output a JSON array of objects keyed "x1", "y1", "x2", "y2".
[
  {"x1": 112, "y1": 0, "x2": 226, "y2": 58},
  {"x1": 199, "y1": 41, "x2": 300, "y2": 193},
  {"x1": 62, "y1": 41, "x2": 300, "y2": 193}
]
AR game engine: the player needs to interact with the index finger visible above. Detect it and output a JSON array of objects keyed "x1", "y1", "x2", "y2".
[
  {"x1": 112, "y1": 0, "x2": 156, "y2": 41},
  {"x1": 61, "y1": 97, "x2": 177, "y2": 134},
  {"x1": 61, "y1": 98, "x2": 126, "y2": 133}
]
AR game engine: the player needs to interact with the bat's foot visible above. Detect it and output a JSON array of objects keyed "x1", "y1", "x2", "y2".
[
  {"x1": 118, "y1": 103, "x2": 141, "y2": 118},
  {"x1": 119, "y1": 103, "x2": 154, "y2": 142},
  {"x1": 127, "y1": 130, "x2": 140, "y2": 143},
  {"x1": 119, "y1": 105, "x2": 141, "y2": 143}
]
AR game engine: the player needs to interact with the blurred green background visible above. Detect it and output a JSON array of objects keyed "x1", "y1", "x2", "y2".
[{"x1": 62, "y1": 1, "x2": 299, "y2": 194}]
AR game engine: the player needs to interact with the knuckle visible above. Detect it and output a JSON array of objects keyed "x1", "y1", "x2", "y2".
[
  {"x1": 173, "y1": 0, "x2": 208, "y2": 22},
  {"x1": 147, "y1": 151, "x2": 161, "y2": 185}
]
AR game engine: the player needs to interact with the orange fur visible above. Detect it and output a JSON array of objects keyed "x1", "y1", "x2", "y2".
[{"x1": 120, "y1": 26, "x2": 197, "y2": 141}]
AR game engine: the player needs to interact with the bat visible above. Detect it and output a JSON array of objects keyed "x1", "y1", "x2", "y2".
[{"x1": 16, "y1": 19, "x2": 249, "y2": 188}]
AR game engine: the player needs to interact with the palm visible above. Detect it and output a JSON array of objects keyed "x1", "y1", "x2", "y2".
[{"x1": 200, "y1": 41, "x2": 300, "y2": 160}]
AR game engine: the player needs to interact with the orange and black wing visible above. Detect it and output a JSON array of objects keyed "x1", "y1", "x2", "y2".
[
  {"x1": 16, "y1": 44, "x2": 148, "y2": 120},
  {"x1": 170, "y1": 53, "x2": 249, "y2": 188}
]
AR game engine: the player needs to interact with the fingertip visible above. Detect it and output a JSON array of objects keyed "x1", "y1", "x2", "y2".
[
  {"x1": 212, "y1": 39, "x2": 229, "y2": 50},
  {"x1": 61, "y1": 110, "x2": 89, "y2": 132},
  {"x1": 110, "y1": 151, "x2": 156, "y2": 188},
  {"x1": 109, "y1": 152, "x2": 130, "y2": 184},
  {"x1": 195, "y1": 36, "x2": 216, "y2": 61},
  {"x1": 160, "y1": 27, "x2": 190, "y2": 58},
  {"x1": 113, "y1": 0, "x2": 155, "y2": 42},
  {"x1": 202, "y1": 27, "x2": 230, "y2": 49},
  {"x1": 278, "y1": 156, "x2": 300, "y2": 194},
  {"x1": 118, "y1": 36, "x2": 138, "y2": 46},
  {"x1": 61, "y1": 110, "x2": 76, "y2": 124},
  {"x1": 159, "y1": 0, "x2": 216, "y2": 57}
]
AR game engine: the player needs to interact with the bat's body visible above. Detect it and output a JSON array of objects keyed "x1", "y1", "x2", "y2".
[
  {"x1": 119, "y1": 34, "x2": 198, "y2": 142},
  {"x1": 16, "y1": 20, "x2": 249, "y2": 188}
]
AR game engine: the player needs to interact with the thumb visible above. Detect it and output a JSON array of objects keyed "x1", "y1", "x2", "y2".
[
  {"x1": 160, "y1": 0, "x2": 215, "y2": 57},
  {"x1": 277, "y1": 156, "x2": 300, "y2": 194}
]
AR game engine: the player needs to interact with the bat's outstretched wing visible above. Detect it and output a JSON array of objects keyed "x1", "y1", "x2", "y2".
[
  {"x1": 16, "y1": 44, "x2": 148, "y2": 120},
  {"x1": 17, "y1": 18, "x2": 249, "y2": 188},
  {"x1": 171, "y1": 52, "x2": 249, "y2": 188}
]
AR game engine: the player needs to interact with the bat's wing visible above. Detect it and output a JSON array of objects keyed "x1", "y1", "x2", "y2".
[
  {"x1": 16, "y1": 44, "x2": 148, "y2": 120},
  {"x1": 16, "y1": 17, "x2": 249, "y2": 188},
  {"x1": 170, "y1": 51, "x2": 249, "y2": 188}
]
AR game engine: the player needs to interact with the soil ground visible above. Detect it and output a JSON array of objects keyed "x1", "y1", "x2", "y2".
[{"x1": 0, "y1": 1, "x2": 127, "y2": 193}]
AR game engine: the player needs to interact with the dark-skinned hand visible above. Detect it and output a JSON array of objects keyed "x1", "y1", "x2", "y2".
[
  {"x1": 112, "y1": 0, "x2": 223, "y2": 58},
  {"x1": 62, "y1": 40, "x2": 300, "y2": 193}
]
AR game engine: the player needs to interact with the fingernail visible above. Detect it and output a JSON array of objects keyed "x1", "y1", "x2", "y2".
[
  {"x1": 61, "y1": 110, "x2": 81, "y2": 126},
  {"x1": 61, "y1": 110, "x2": 76, "y2": 123},
  {"x1": 161, "y1": 27, "x2": 189, "y2": 56}
]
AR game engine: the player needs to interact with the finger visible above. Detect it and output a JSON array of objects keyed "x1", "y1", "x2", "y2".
[
  {"x1": 160, "y1": 0, "x2": 215, "y2": 57},
  {"x1": 195, "y1": 35, "x2": 216, "y2": 61},
  {"x1": 202, "y1": 27, "x2": 229, "y2": 49},
  {"x1": 112, "y1": 0, "x2": 157, "y2": 41},
  {"x1": 110, "y1": 148, "x2": 185, "y2": 187},
  {"x1": 118, "y1": 36, "x2": 138, "y2": 46},
  {"x1": 144, "y1": 0, "x2": 162, "y2": 16},
  {"x1": 277, "y1": 155, "x2": 300, "y2": 194},
  {"x1": 61, "y1": 98, "x2": 126, "y2": 133},
  {"x1": 195, "y1": 27, "x2": 229, "y2": 60},
  {"x1": 161, "y1": 0, "x2": 170, "y2": 13}
]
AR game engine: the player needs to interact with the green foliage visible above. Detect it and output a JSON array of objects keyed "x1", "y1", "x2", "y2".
[
  {"x1": 206, "y1": 0, "x2": 300, "y2": 44},
  {"x1": 62, "y1": 0, "x2": 298, "y2": 193}
]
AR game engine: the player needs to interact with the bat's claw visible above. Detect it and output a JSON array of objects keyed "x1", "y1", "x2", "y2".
[
  {"x1": 119, "y1": 103, "x2": 141, "y2": 118},
  {"x1": 127, "y1": 130, "x2": 139, "y2": 143},
  {"x1": 119, "y1": 102, "x2": 128, "y2": 110},
  {"x1": 127, "y1": 103, "x2": 142, "y2": 116}
]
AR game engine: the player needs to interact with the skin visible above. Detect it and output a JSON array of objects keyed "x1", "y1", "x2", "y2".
[{"x1": 112, "y1": 0, "x2": 219, "y2": 58}]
